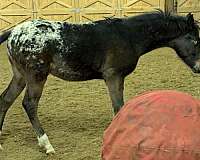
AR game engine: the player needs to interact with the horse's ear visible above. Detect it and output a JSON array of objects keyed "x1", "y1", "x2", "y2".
[{"x1": 186, "y1": 13, "x2": 195, "y2": 25}]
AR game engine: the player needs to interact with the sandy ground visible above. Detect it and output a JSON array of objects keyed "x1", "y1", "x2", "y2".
[{"x1": 0, "y1": 42, "x2": 200, "y2": 160}]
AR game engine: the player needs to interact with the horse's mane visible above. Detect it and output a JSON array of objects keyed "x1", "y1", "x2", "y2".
[
  {"x1": 94, "y1": 10, "x2": 198, "y2": 35},
  {"x1": 127, "y1": 10, "x2": 196, "y2": 33},
  {"x1": 94, "y1": 9, "x2": 169, "y2": 24},
  {"x1": 94, "y1": 16, "x2": 123, "y2": 25}
]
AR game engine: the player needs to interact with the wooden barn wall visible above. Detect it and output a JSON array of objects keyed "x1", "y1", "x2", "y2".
[
  {"x1": 0, "y1": 0, "x2": 33, "y2": 32},
  {"x1": 0, "y1": 0, "x2": 165, "y2": 32},
  {"x1": 177, "y1": 0, "x2": 200, "y2": 22}
]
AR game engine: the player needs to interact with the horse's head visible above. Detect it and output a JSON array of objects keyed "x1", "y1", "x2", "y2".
[{"x1": 169, "y1": 13, "x2": 200, "y2": 73}]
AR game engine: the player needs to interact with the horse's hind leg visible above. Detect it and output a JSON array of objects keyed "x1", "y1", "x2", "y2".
[
  {"x1": 22, "y1": 77, "x2": 55, "y2": 154},
  {"x1": 0, "y1": 66, "x2": 26, "y2": 148}
]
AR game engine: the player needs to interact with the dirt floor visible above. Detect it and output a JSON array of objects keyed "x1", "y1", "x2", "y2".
[{"x1": 0, "y1": 42, "x2": 200, "y2": 160}]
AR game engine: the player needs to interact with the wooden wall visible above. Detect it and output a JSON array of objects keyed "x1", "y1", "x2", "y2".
[
  {"x1": 1, "y1": 0, "x2": 199, "y2": 32},
  {"x1": 0, "y1": 0, "x2": 165, "y2": 31},
  {"x1": 177, "y1": 0, "x2": 200, "y2": 22}
]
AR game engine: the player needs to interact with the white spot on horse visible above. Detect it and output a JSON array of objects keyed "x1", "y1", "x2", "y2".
[
  {"x1": 32, "y1": 55, "x2": 36, "y2": 59},
  {"x1": 26, "y1": 55, "x2": 30, "y2": 60},
  {"x1": 58, "y1": 68, "x2": 65, "y2": 73},
  {"x1": 39, "y1": 59, "x2": 44, "y2": 64},
  {"x1": 37, "y1": 133, "x2": 55, "y2": 154},
  {"x1": 7, "y1": 20, "x2": 64, "y2": 55}
]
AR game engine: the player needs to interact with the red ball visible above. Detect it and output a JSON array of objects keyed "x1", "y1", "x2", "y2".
[{"x1": 102, "y1": 90, "x2": 200, "y2": 160}]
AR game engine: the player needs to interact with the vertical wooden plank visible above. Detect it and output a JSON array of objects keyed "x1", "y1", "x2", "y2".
[
  {"x1": 174, "y1": 0, "x2": 178, "y2": 13},
  {"x1": 0, "y1": 0, "x2": 33, "y2": 32},
  {"x1": 74, "y1": 0, "x2": 81, "y2": 23},
  {"x1": 115, "y1": 0, "x2": 122, "y2": 17},
  {"x1": 165, "y1": 0, "x2": 175, "y2": 13},
  {"x1": 32, "y1": 0, "x2": 37, "y2": 19}
]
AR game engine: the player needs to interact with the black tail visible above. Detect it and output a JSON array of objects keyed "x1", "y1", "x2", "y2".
[{"x1": 0, "y1": 30, "x2": 12, "y2": 44}]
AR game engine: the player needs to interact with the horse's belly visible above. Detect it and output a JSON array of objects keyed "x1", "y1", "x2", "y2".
[{"x1": 50, "y1": 63, "x2": 102, "y2": 81}]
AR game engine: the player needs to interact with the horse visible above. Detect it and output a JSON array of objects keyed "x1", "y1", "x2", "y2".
[{"x1": 0, "y1": 10, "x2": 200, "y2": 154}]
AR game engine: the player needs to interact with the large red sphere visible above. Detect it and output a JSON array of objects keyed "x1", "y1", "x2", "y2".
[{"x1": 102, "y1": 90, "x2": 200, "y2": 160}]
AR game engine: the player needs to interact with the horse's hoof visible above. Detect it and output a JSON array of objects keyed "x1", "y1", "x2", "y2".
[
  {"x1": 46, "y1": 147, "x2": 55, "y2": 154},
  {"x1": 37, "y1": 133, "x2": 55, "y2": 154}
]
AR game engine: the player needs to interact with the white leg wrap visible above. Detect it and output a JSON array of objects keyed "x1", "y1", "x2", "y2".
[{"x1": 37, "y1": 133, "x2": 55, "y2": 154}]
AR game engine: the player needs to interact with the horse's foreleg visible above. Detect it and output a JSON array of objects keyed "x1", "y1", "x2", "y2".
[
  {"x1": 22, "y1": 80, "x2": 55, "y2": 154},
  {"x1": 0, "y1": 67, "x2": 26, "y2": 149},
  {"x1": 104, "y1": 71, "x2": 125, "y2": 114}
]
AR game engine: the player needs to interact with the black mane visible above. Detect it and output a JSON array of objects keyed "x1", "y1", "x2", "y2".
[
  {"x1": 98, "y1": 10, "x2": 193, "y2": 29},
  {"x1": 93, "y1": 10, "x2": 198, "y2": 42},
  {"x1": 134, "y1": 11, "x2": 198, "y2": 40}
]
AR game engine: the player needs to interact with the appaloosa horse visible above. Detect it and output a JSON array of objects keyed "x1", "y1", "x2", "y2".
[{"x1": 0, "y1": 11, "x2": 200, "y2": 153}]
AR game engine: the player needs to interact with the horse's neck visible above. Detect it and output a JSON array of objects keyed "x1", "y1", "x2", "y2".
[{"x1": 139, "y1": 22, "x2": 186, "y2": 55}]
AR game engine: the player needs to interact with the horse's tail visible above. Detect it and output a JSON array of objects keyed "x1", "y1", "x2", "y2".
[{"x1": 0, "y1": 30, "x2": 12, "y2": 45}]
